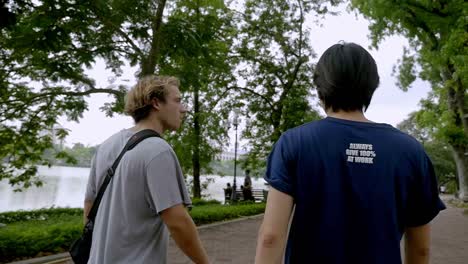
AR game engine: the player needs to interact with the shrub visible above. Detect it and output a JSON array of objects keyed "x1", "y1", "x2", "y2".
[
  {"x1": 0, "y1": 214, "x2": 82, "y2": 262},
  {"x1": 190, "y1": 203, "x2": 265, "y2": 225},
  {"x1": 191, "y1": 198, "x2": 221, "y2": 206},
  {"x1": 0, "y1": 208, "x2": 82, "y2": 224},
  {"x1": 0, "y1": 202, "x2": 265, "y2": 262}
]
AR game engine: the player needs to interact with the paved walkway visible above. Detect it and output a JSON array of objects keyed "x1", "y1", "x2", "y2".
[
  {"x1": 168, "y1": 215, "x2": 262, "y2": 264},
  {"x1": 12, "y1": 201, "x2": 467, "y2": 264},
  {"x1": 430, "y1": 205, "x2": 468, "y2": 264},
  {"x1": 168, "y1": 206, "x2": 468, "y2": 264}
]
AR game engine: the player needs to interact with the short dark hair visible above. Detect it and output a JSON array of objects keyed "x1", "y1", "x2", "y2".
[{"x1": 313, "y1": 42, "x2": 379, "y2": 112}]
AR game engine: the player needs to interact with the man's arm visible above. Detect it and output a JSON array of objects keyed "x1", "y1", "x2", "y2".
[
  {"x1": 255, "y1": 187, "x2": 294, "y2": 264},
  {"x1": 160, "y1": 204, "x2": 210, "y2": 264},
  {"x1": 83, "y1": 200, "x2": 93, "y2": 224},
  {"x1": 404, "y1": 224, "x2": 431, "y2": 264}
]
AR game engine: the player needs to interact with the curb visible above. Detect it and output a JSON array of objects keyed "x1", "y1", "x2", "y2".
[
  {"x1": 8, "y1": 253, "x2": 71, "y2": 264},
  {"x1": 8, "y1": 214, "x2": 264, "y2": 264}
]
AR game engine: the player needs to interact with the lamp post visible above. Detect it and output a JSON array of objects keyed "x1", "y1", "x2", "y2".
[{"x1": 231, "y1": 111, "x2": 240, "y2": 202}]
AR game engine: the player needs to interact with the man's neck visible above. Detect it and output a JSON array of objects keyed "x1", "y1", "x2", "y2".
[
  {"x1": 326, "y1": 110, "x2": 372, "y2": 123},
  {"x1": 132, "y1": 117, "x2": 164, "y2": 135}
]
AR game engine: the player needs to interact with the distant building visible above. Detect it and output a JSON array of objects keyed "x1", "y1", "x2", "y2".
[{"x1": 216, "y1": 150, "x2": 247, "y2": 161}]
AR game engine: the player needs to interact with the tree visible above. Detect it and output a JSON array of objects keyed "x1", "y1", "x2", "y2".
[
  {"x1": 0, "y1": 0, "x2": 232, "y2": 197},
  {"x1": 397, "y1": 113, "x2": 457, "y2": 188},
  {"x1": 351, "y1": 0, "x2": 468, "y2": 200},
  {"x1": 232, "y1": 0, "x2": 340, "y2": 169},
  {"x1": 159, "y1": 0, "x2": 235, "y2": 197}
]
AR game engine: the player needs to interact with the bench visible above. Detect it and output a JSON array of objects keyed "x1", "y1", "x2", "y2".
[{"x1": 224, "y1": 188, "x2": 268, "y2": 204}]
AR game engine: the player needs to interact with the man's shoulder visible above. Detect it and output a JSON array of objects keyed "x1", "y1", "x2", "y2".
[
  {"x1": 97, "y1": 129, "x2": 134, "y2": 155},
  {"x1": 137, "y1": 137, "x2": 172, "y2": 151},
  {"x1": 131, "y1": 137, "x2": 176, "y2": 161},
  {"x1": 285, "y1": 118, "x2": 329, "y2": 134},
  {"x1": 280, "y1": 119, "x2": 324, "y2": 142}
]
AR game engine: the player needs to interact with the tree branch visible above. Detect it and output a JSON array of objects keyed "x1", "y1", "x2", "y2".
[
  {"x1": 404, "y1": 7, "x2": 439, "y2": 50},
  {"x1": 298, "y1": 0, "x2": 304, "y2": 58},
  {"x1": 231, "y1": 54, "x2": 286, "y2": 87},
  {"x1": 207, "y1": 85, "x2": 274, "y2": 112},
  {"x1": 405, "y1": 0, "x2": 450, "y2": 18},
  {"x1": 3, "y1": 88, "x2": 125, "y2": 105},
  {"x1": 92, "y1": 3, "x2": 145, "y2": 58}
]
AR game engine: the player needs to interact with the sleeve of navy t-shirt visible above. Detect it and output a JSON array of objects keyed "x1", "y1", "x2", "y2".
[
  {"x1": 264, "y1": 133, "x2": 295, "y2": 197},
  {"x1": 406, "y1": 151, "x2": 446, "y2": 227}
]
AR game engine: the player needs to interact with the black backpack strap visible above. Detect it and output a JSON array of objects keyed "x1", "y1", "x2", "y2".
[{"x1": 87, "y1": 129, "x2": 161, "y2": 221}]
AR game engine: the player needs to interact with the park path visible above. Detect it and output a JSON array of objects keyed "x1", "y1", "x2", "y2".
[
  {"x1": 10, "y1": 199, "x2": 468, "y2": 264},
  {"x1": 168, "y1": 204, "x2": 468, "y2": 264},
  {"x1": 429, "y1": 204, "x2": 468, "y2": 264}
]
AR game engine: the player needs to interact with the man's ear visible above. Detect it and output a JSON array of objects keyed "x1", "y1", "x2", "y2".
[{"x1": 151, "y1": 98, "x2": 161, "y2": 111}]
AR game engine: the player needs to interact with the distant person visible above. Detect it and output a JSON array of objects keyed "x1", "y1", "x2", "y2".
[
  {"x1": 244, "y1": 169, "x2": 252, "y2": 188},
  {"x1": 255, "y1": 42, "x2": 445, "y2": 264},
  {"x1": 243, "y1": 170, "x2": 254, "y2": 201},
  {"x1": 84, "y1": 76, "x2": 209, "y2": 264},
  {"x1": 224, "y1": 182, "x2": 233, "y2": 202}
]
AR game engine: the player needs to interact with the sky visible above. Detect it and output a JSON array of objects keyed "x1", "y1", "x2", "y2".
[{"x1": 60, "y1": 4, "x2": 431, "y2": 147}]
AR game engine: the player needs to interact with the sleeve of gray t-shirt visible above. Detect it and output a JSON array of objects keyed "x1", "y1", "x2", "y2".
[
  {"x1": 145, "y1": 149, "x2": 192, "y2": 214},
  {"x1": 84, "y1": 152, "x2": 98, "y2": 202}
]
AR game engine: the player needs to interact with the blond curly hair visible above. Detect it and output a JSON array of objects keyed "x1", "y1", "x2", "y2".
[{"x1": 124, "y1": 75, "x2": 180, "y2": 122}]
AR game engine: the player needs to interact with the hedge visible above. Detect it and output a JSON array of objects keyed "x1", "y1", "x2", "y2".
[{"x1": 0, "y1": 202, "x2": 265, "y2": 263}]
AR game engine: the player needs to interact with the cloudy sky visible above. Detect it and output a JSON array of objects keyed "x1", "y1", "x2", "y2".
[{"x1": 60, "y1": 4, "x2": 431, "y2": 147}]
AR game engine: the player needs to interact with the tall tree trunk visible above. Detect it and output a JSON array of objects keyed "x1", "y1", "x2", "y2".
[
  {"x1": 140, "y1": 0, "x2": 166, "y2": 76},
  {"x1": 190, "y1": 1, "x2": 203, "y2": 199},
  {"x1": 451, "y1": 145, "x2": 468, "y2": 201},
  {"x1": 455, "y1": 80, "x2": 468, "y2": 136},
  {"x1": 192, "y1": 87, "x2": 201, "y2": 198},
  {"x1": 445, "y1": 64, "x2": 468, "y2": 201}
]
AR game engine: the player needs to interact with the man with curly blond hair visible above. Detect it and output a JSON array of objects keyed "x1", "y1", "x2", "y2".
[{"x1": 84, "y1": 76, "x2": 209, "y2": 264}]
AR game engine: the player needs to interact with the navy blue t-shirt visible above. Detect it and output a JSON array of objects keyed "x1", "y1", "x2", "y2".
[{"x1": 265, "y1": 117, "x2": 445, "y2": 264}]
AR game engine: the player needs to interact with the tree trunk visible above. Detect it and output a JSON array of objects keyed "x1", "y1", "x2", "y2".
[
  {"x1": 451, "y1": 144, "x2": 468, "y2": 201},
  {"x1": 445, "y1": 64, "x2": 467, "y2": 201},
  {"x1": 192, "y1": 87, "x2": 202, "y2": 198},
  {"x1": 454, "y1": 69, "x2": 468, "y2": 136},
  {"x1": 140, "y1": 0, "x2": 166, "y2": 76}
]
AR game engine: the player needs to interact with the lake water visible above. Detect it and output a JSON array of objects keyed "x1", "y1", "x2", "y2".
[{"x1": 0, "y1": 166, "x2": 269, "y2": 212}]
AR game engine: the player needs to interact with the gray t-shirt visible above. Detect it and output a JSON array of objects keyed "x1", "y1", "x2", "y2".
[{"x1": 85, "y1": 129, "x2": 191, "y2": 264}]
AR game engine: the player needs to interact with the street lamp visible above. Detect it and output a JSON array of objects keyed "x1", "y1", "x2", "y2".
[{"x1": 231, "y1": 110, "x2": 240, "y2": 202}]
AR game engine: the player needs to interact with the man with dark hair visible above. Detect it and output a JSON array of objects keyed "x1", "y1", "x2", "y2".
[
  {"x1": 84, "y1": 76, "x2": 209, "y2": 264},
  {"x1": 255, "y1": 43, "x2": 445, "y2": 264}
]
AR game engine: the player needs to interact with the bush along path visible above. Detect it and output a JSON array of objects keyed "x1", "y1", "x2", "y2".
[{"x1": 0, "y1": 201, "x2": 265, "y2": 263}]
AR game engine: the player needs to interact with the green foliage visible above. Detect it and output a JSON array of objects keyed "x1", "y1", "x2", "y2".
[
  {"x1": 41, "y1": 143, "x2": 97, "y2": 167},
  {"x1": 161, "y1": 1, "x2": 236, "y2": 197},
  {"x1": 233, "y1": 0, "x2": 338, "y2": 169},
  {"x1": 397, "y1": 113, "x2": 457, "y2": 188},
  {"x1": 0, "y1": 214, "x2": 82, "y2": 262},
  {"x1": 424, "y1": 141, "x2": 457, "y2": 183},
  {"x1": 0, "y1": 203, "x2": 265, "y2": 262},
  {"x1": 189, "y1": 202, "x2": 265, "y2": 225},
  {"x1": 0, "y1": 0, "x2": 234, "y2": 198},
  {"x1": 351, "y1": 0, "x2": 468, "y2": 197},
  {"x1": 190, "y1": 198, "x2": 221, "y2": 206},
  {"x1": 0, "y1": 208, "x2": 82, "y2": 224},
  {"x1": 445, "y1": 180, "x2": 458, "y2": 195},
  {"x1": 61, "y1": 143, "x2": 97, "y2": 167}
]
